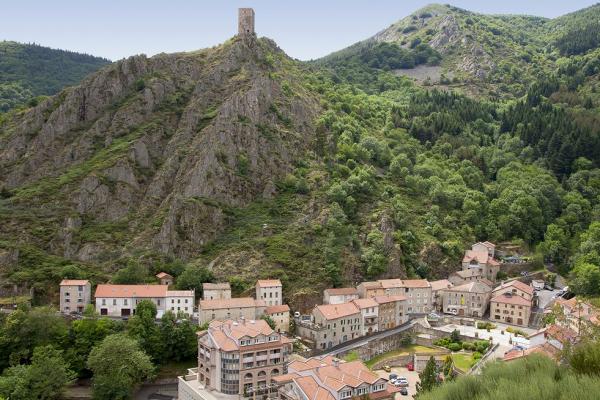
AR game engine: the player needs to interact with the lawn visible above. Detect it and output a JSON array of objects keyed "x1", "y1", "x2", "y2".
[
  {"x1": 156, "y1": 360, "x2": 197, "y2": 379},
  {"x1": 452, "y1": 353, "x2": 477, "y2": 372},
  {"x1": 365, "y1": 345, "x2": 439, "y2": 369}
]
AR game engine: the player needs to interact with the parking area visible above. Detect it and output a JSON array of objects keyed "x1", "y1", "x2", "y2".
[
  {"x1": 374, "y1": 366, "x2": 419, "y2": 399},
  {"x1": 536, "y1": 288, "x2": 562, "y2": 310}
]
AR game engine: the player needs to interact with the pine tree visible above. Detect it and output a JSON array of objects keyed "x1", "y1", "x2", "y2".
[{"x1": 416, "y1": 356, "x2": 440, "y2": 395}]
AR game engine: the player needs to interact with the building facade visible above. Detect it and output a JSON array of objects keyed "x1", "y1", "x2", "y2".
[
  {"x1": 430, "y1": 280, "x2": 453, "y2": 311},
  {"x1": 256, "y1": 280, "x2": 283, "y2": 306},
  {"x1": 323, "y1": 288, "x2": 359, "y2": 305},
  {"x1": 358, "y1": 279, "x2": 432, "y2": 314},
  {"x1": 307, "y1": 303, "x2": 362, "y2": 350},
  {"x1": 461, "y1": 242, "x2": 500, "y2": 283},
  {"x1": 166, "y1": 290, "x2": 195, "y2": 316},
  {"x1": 265, "y1": 304, "x2": 290, "y2": 334},
  {"x1": 352, "y1": 298, "x2": 379, "y2": 335},
  {"x1": 59, "y1": 279, "x2": 91, "y2": 314},
  {"x1": 156, "y1": 272, "x2": 174, "y2": 286},
  {"x1": 202, "y1": 282, "x2": 232, "y2": 300},
  {"x1": 238, "y1": 8, "x2": 255, "y2": 36},
  {"x1": 199, "y1": 297, "x2": 266, "y2": 325},
  {"x1": 441, "y1": 281, "x2": 491, "y2": 317},
  {"x1": 95, "y1": 284, "x2": 168, "y2": 317},
  {"x1": 373, "y1": 295, "x2": 407, "y2": 330}
]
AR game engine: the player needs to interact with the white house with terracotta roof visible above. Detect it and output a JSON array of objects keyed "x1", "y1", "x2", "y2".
[
  {"x1": 352, "y1": 298, "x2": 379, "y2": 335},
  {"x1": 256, "y1": 279, "x2": 283, "y2": 306},
  {"x1": 265, "y1": 304, "x2": 290, "y2": 333},
  {"x1": 490, "y1": 281, "x2": 534, "y2": 326},
  {"x1": 323, "y1": 288, "x2": 359, "y2": 305},
  {"x1": 274, "y1": 356, "x2": 398, "y2": 400},
  {"x1": 166, "y1": 290, "x2": 195, "y2": 316},
  {"x1": 95, "y1": 284, "x2": 168, "y2": 317},
  {"x1": 178, "y1": 319, "x2": 293, "y2": 399},
  {"x1": 202, "y1": 282, "x2": 231, "y2": 300},
  {"x1": 59, "y1": 279, "x2": 91, "y2": 314},
  {"x1": 198, "y1": 297, "x2": 267, "y2": 326},
  {"x1": 461, "y1": 242, "x2": 501, "y2": 283}
]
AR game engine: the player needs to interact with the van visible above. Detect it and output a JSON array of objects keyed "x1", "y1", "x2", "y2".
[{"x1": 532, "y1": 280, "x2": 544, "y2": 291}]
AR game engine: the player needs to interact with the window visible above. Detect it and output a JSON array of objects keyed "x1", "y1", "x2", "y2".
[
  {"x1": 113, "y1": 299, "x2": 117, "y2": 306},
  {"x1": 341, "y1": 391, "x2": 352, "y2": 399},
  {"x1": 102, "y1": 299, "x2": 106, "y2": 306},
  {"x1": 157, "y1": 299, "x2": 161, "y2": 306},
  {"x1": 172, "y1": 299, "x2": 175, "y2": 304},
  {"x1": 124, "y1": 299, "x2": 128, "y2": 306},
  {"x1": 65, "y1": 292, "x2": 70, "y2": 296},
  {"x1": 178, "y1": 299, "x2": 181, "y2": 304}
]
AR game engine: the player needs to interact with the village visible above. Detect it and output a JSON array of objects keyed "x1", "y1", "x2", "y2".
[{"x1": 56, "y1": 239, "x2": 600, "y2": 400}]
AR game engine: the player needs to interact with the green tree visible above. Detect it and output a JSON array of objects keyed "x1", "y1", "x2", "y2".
[
  {"x1": 569, "y1": 340, "x2": 600, "y2": 377},
  {"x1": 112, "y1": 261, "x2": 147, "y2": 284},
  {"x1": 261, "y1": 315, "x2": 277, "y2": 330},
  {"x1": 159, "y1": 312, "x2": 197, "y2": 363},
  {"x1": 176, "y1": 265, "x2": 214, "y2": 297},
  {"x1": 126, "y1": 300, "x2": 163, "y2": 362},
  {"x1": 0, "y1": 345, "x2": 75, "y2": 400},
  {"x1": 539, "y1": 224, "x2": 569, "y2": 265},
  {"x1": 416, "y1": 356, "x2": 440, "y2": 395},
  {"x1": 87, "y1": 334, "x2": 154, "y2": 400}
]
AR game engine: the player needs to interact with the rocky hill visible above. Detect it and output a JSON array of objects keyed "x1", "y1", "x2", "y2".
[{"x1": 0, "y1": 41, "x2": 110, "y2": 111}]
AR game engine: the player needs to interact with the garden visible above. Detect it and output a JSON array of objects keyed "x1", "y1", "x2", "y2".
[{"x1": 433, "y1": 330, "x2": 491, "y2": 372}]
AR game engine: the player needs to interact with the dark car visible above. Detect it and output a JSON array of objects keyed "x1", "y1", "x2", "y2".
[{"x1": 400, "y1": 387, "x2": 408, "y2": 396}]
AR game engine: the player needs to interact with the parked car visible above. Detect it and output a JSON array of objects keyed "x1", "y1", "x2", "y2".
[
  {"x1": 400, "y1": 387, "x2": 408, "y2": 396},
  {"x1": 532, "y1": 280, "x2": 545, "y2": 291},
  {"x1": 447, "y1": 308, "x2": 458, "y2": 315},
  {"x1": 407, "y1": 363, "x2": 414, "y2": 371},
  {"x1": 383, "y1": 365, "x2": 392, "y2": 373},
  {"x1": 397, "y1": 377, "x2": 408, "y2": 387},
  {"x1": 388, "y1": 373, "x2": 397, "y2": 380}
]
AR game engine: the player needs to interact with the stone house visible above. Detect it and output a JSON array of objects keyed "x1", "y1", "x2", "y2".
[
  {"x1": 256, "y1": 279, "x2": 283, "y2": 306},
  {"x1": 441, "y1": 281, "x2": 491, "y2": 317},
  {"x1": 198, "y1": 297, "x2": 266, "y2": 326},
  {"x1": 351, "y1": 298, "x2": 379, "y2": 335},
  {"x1": 265, "y1": 304, "x2": 290, "y2": 333},
  {"x1": 372, "y1": 295, "x2": 408, "y2": 330},
  {"x1": 323, "y1": 288, "x2": 359, "y2": 305},
  {"x1": 311, "y1": 303, "x2": 362, "y2": 350},
  {"x1": 156, "y1": 272, "x2": 174, "y2": 286},
  {"x1": 430, "y1": 280, "x2": 453, "y2": 311},
  {"x1": 461, "y1": 242, "x2": 501, "y2": 283},
  {"x1": 59, "y1": 279, "x2": 91, "y2": 314},
  {"x1": 202, "y1": 282, "x2": 231, "y2": 300}
]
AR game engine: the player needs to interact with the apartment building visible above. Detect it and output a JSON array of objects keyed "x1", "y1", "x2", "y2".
[
  {"x1": 198, "y1": 297, "x2": 267, "y2": 325},
  {"x1": 358, "y1": 279, "x2": 432, "y2": 314},
  {"x1": 265, "y1": 304, "x2": 290, "y2": 333},
  {"x1": 256, "y1": 279, "x2": 283, "y2": 306},
  {"x1": 178, "y1": 319, "x2": 293, "y2": 399},
  {"x1": 306, "y1": 303, "x2": 362, "y2": 350},
  {"x1": 373, "y1": 295, "x2": 407, "y2": 330},
  {"x1": 492, "y1": 280, "x2": 534, "y2": 302},
  {"x1": 352, "y1": 298, "x2": 379, "y2": 335},
  {"x1": 202, "y1": 282, "x2": 231, "y2": 300},
  {"x1": 324, "y1": 288, "x2": 359, "y2": 305},
  {"x1": 275, "y1": 356, "x2": 398, "y2": 400},
  {"x1": 490, "y1": 281, "x2": 533, "y2": 327},
  {"x1": 59, "y1": 280, "x2": 91, "y2": 314},
  {"x1": 95, "y1": 284, "x2": 166, "y2": 317},
  {"x1": 166, "y1": 290, "x2": 195, "y2": 316},
  {"x1": 430, "y1": 279, "x2": 453, "y2": 311},
  {"x1": 441, "y1": 281, "x2": 492, "y2": 317},
  {"x1": 461, "y1": 241, "x2": 501, "y2": 283}
]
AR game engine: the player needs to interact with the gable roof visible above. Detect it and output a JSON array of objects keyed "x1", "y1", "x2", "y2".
[
  {"x1": 493, "y1": 280, "x2": 534, "y2": 296},
  {"x1": 265, "y1": 304, "x2": 290, "y2": 314},
  {"x1": 448, "y1": 281, "x2": 491, "y2": 294},
  {"x1": 60, "y1": 279, "x2": 89, "y2": 286},
  {"x1": 351, "y1": 298, "x2": 379, "y2": 309},
  {"x1": 202, "y1": 282, "x2": 231, "y2": 290},
  {"x1": 314, "y1": 303, "x2": 360, "y2": 320},
  {"x1": 156, "y1": 272, "x2": 173, "y2": 279},
  {"x1": 430, "y1": 280, "x2": 453, "y2": 291},
  {"x1": 324, "y1": 288, "x2": 359, "y2": 296},
  {"x1": 453, "y1": 269, "x2": 483, "y2": 278},
  {"x1": 166, "y1": 290, "x2": 194, "y2": 297},
  {"x1": 491, "y1": 292, "x2": 531, "y2": 306},
  {"x1": 373, "y1": 295, "x2": 407, "y2": 304},
  {"x1": 256, "y1": 279, "x2": 282, "y2": 288},
  {"x1": 95, "y1": 284, "x2": 167, "y2": 298},
  {"x1": 199, "y1": 297, "x2": 263, "y2": 310}
]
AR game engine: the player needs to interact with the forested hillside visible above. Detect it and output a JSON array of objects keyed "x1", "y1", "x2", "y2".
[
  {"x1": 0, "y1": 41, "x2": 110, "y2": 112},
  {"x1": 1, "y1": 4, "x2": 600, "y2": 309}
]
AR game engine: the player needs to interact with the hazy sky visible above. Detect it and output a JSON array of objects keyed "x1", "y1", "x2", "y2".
[{"x1": 2, "y1": 1, "x2": 598, "y2": 61}]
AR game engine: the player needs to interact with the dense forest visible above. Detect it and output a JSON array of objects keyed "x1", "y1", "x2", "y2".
[{"x1": 0, "y1": 41, "x2": 110, "y2": 111}]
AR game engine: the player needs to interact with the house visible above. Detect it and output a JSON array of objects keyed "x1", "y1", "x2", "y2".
[
  {"x1": 373, "y1": 295, "x2": 408, "y2": 330},
  {"x1": 490, "y1": 282, "x2": 533, "y2": 327},
  {"x1": 503, "y1": 342, "x2": 560, "y2": 362},
  {"x1": 166, "y1": 290, "x2": 195, "y2": 316},
  {"x1": 265, "y1": 304, "x2": 291, "y2": 333},
  {"x1": 461, "y1": 242, "x2": 501, "y2": 283},
  {"x1": 352, "y1": 298, "x2": 379, "y2": 335},
  {"x1": 59, "y1": 280, "x2": 91, "y2": 314},
  {"x1": 298, "y1": 302, "x2": 362, "y2": 350},
  {"x1": 358, "y1": 279, "x2": 432, "y2": 314},
  {"x1": 555, "y1": 297, "x2": 600, "y2": 334},
  {"x1": 198, "y1": 297, "x2": 267, "y2": 325},
  {"x1": 430, "y1": 279, "x2": 453, "y2": 311},
  {"x1": 256, "y1": 279, "x2": 283, "y2": 306},
  {"x1": 156, "y1": 272, "x2": 174, "y2": 286},
  {"x1": 449, "y1": 269, "x2": 482, "y2": 285},
  {"x1": 441, "y1": 281, "x2": 491, "y2": 318},
  {"x1": 95, "y1": 284, "x2": 168, "y2": 317},
  {"x1": 274, "y1": 356, "x2": 398, "y2": 400},
  {"x1": 178, "y1": 318, "x2": 293, "y2": 399},
  {"x1": 324, "y1": 288, "x2": 359, "y2": 305},
  {"x1": 202, "y1": 282, "x2": 231, "y2": 300},
  {"x1": 529, "y1": 324, "x2": 578, "y2": 351}
]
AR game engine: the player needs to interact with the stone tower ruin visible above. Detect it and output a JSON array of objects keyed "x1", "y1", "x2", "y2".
[{"x1": 238, "y1": 8, "x2": 255, "y2": 36}]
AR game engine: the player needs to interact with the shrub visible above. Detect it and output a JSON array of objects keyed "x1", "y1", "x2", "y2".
[
  {"x1": 462, "y1": 342, "x2": 475, "y2": 351},
  {"x1": 473, "y1": 351, "x2": 482, "y2": 360},
  {"x1": 448, "y1": 343, "x2": 462, "y2": 352}
]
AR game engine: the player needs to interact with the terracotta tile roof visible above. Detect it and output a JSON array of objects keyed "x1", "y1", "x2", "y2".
[
  {"x1": 199, "y1": 297, "x2": 261, "y2": 310},
  {"x1": 378, "y1": 279, "x2": 403, "y2": 289},
  {"x1": 166, "y1": 290, "x2": 194, "y2": 297},
  {"x1": 60, "y1": 279, "x2": 89, "y2": 286},
  {"x1": 482, "y1": 241, "x2": 496, "y2": 248},
  {"x1": 95, "y1": 284, "x2": 167, "y2": 298},
  {"x1": 400, "y1": 279, "x2": 431, "y2": 288},
  {"x1": 265, "y1": 304, "x2": 290, "y2": 314},
  {"x1": 491, "y1": 292, "x2": 531, "y2": 306},
  {"x1": 156, "y1": 272, "x2": 173, "y2": 279},
  {"x1": 206, "y1": 319, "x2": 282, "y2": 351},
  {"x1": 430, "y1": 280, "x2": 453, "y2": 291},
  {"x1": 314, "y1": 302, "x2": 360, "y2": 320},
  {"x1": 359, "y1": 281, "x2": 383, "y2": 289},
  {"x1": 272, "y1": 373, "x2": 300, "y2": 383},
  {"x1": 454, "y1": 269, "x2": 482, "y2": 278},
  {"x1": 480, "y1": 278, "x2": 494, "y2": 288},
  {"x1": 202, "y1": 282, "x2": 231, "y2": 290},
  {"x1": 324, "y1": 288, "x2": 359, "y2": 296},
  {"x1": 546, "y1": 324, "x2": 578, "y2": 343},
  {"x1": 494, "y1": 280, "x2": 534, "y2": 296},
  {"x1": 294, "y1": 376, "x2": 336, "y2": 400},
  {"x1": 351, "y1": 298, "x2": 379, "y2": 309},
  {"x1": 373, "y1": 295, "x2": 407, "y2": 304},
  {"x1": 448, "y1": 281, "x2": 491, "y2": 293},
  {"x1": 256, "y1": 279, "x2": 282, "y2": 287},
  {"x1": 503, "y1": 343, "x2": 559, "y2": 362}
]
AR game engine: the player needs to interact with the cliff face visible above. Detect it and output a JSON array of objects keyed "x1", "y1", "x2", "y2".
[{"x1": 0, "y1": 37, "x2": 320, "y2": 264}]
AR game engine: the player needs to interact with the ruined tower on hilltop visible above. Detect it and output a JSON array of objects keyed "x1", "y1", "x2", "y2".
[{"x1": 238, "y1": 8, "x2": 255, "y2": 36}]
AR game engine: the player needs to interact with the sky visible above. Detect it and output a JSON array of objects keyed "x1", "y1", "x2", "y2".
[{"x1": 1, "y1": 0, "x2": 598, "y2": 61}]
